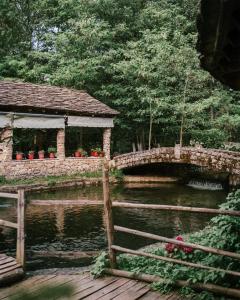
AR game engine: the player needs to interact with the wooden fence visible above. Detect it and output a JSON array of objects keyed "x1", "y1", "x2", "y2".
[
  {"x1": 102, "y1": 160, "x2": 240, "y2": 298},
  {"x1": 0, "y1": 190, "x2": 25, "y2": 267}
]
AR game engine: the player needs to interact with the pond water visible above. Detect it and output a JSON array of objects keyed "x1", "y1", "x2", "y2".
[{"x1": 0, "y1": 182, "x2": 227, "y2": 270}]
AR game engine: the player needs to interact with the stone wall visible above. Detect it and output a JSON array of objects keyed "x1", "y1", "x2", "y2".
[
  {"x1": 0, "y1": 157, "x2": 103, "y2": 179},
  {"x1": 112, "y1": 147, "x2": 240, "y2": 186}
]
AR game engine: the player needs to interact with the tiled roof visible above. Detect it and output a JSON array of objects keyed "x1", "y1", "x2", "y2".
[{"x1": 0, "y1": 81, "x2": 118, "y2": 117}]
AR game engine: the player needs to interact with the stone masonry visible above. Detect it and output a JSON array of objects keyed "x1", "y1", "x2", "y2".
[
  {"x1": 0, "y1": 127, "x2": 13, "y2": 162},
  {"x1": 57, "y1": 128, "x2": 65, "y2": 159},
  {"x1": 0, "y1": 157, "x2": 103, "y2": 180},
  {"x1": 103, "y1": 128, "x2": 111, "y2": 160},
  {"x1": 112, "y1": 146, "x2": 240, "y2": 186}
]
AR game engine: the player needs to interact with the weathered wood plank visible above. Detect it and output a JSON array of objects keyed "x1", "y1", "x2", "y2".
[
  {"x1": 103, "y1": 160, "x2": 116, "y2": 268},
  {"x1": 83, "y1": 278, "x2": 130, "y2": 300},
  {"x1": 0, "y1": 219, "x2": 18, "y2": 229},
  {"x1": 16, "y1": 189, "x2": 25, "y2": 267},
  {"x1": 0, "y1": 262, "x2": 20, "y2": 275},
  {"x1": 113, "y1": 282, "x2": 149, "y2": 300},
  {"x1": 0, "y1": 192, "x2": 18, "y2": 199},
  {"x1": 0, "y1": 275, "x2": 57, "y2": 300},
  {"x1": 139, "y1": 291, "x2": 166, "y2": 300},
  {"x1": 30, "y1": 200, "x2": 103, "y2": 206},
  {"x1": 73, "y1": 277, "x2": 117, "y2": 298},
  {"x1": 0, "y1": 274, "x2": 180, "y2": 300},
  {"x1": 98, "y1": 280, "x2": 139, "y2": 300},
  {"x1": 112, "y1": 202, "x2": 240, "y2": 217},
  {"x1": 0, "y1": 256, "x2": 16, "y2": 265}
]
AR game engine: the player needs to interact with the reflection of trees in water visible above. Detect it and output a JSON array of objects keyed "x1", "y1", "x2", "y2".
[
  {"x1": 114, "y1": 208, "x2": 215, "y2": 249},
  {"x1": 0, "y1": 183, "x2": 226, "y2": 254},
  {"x1": 28, "y1": 186, "x2": 103, "y2": 201},
  {"x1": 24, "y1": 204, "x2": 105, "y2": 251},
  {"x1": 0, "y1": 203, "x2": 17, "y2": 251}
]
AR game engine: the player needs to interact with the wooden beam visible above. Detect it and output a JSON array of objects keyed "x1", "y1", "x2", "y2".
[
  {"x1": 111, "y1": 245, "x2": 240, "y2": 277},
  {"x1": 30, "y1": 199, "x2": 103, "y2": 206},
  {"x1": 0, "y1": 192, "x2": 18, "y2": 199},
  {"x1": 112, "y1": 202, "x2": 240, "y2": 217},
  {"x1": 16, "y1": 190, "x2": 25, "y2": 268},
  {"x1": 104, "y1": 269, "x2": 240, "y2": 299},
  {"x1": 103, "y1": 160, "x2": 116, "y2": 268},
  {"x1": 114, "y1": 226, "x2": 240, "y2": 260},
  {"x1": 0, "y1": 219, "x2": 18, "y2": 229}
]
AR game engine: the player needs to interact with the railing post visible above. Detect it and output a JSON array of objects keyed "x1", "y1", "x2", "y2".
[
  {"x1": 103, "y1": 159, "x2": 116, "y2": 268},
  {"x1": 16, "y1": 189, "x2": 25, "y2": 268}
]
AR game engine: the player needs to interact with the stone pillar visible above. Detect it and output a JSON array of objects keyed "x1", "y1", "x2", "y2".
[
  {"x1": 174, "y1": 144, "x2": 181, "y2": 160},
  {"x1": 103, "y1": 128, "x2": 111, "y2": 160},
  {"x1": 0, "y1": 127, "x2": 13, "y2": 161},
  {"x1": 57, "y1": 128, "x2": 65, "y2": 159}
]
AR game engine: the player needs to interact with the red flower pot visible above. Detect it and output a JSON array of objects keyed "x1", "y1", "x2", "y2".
[
  {"x1": 28, "y1": 153, "x2": 34, "y2": 160},
  {"x1": 91, "y1": 151, "x2": 99, "y2": 157},
  {"x1": 16, "y1": 154, "x2": 23, "y2": 160},
  {"x1": 49, "y1": 152, "x2": 55, "y2": 159},
  {"x1": 38, "y1": 153, "x2": 44, "y2": 159},
  {"x1": 75, "y1": 151, "x2": 82, "y2": 157}
]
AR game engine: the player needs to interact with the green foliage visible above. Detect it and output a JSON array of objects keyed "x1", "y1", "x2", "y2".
[
  {"x1": 109, "y1": 168, "x2": 124, "y2": 180},
  {"x1": 0, "y1": 176, "x2": 7, "y2": 184},
  {"x1": 93, "y1": 190, "x2": 240, "y2": 297},
  {"x1": 91, "y1": 251, "x2": 109, "y2": 278},
  {"x1": 47, "y1": 146, "x2": 57, "y2": 153},
  {"x1": 1, "y1": 0, "x2": 240, "y2": 152},
  {"x1": 9, "y1": 284, "x2": 74, "y2": 300}
]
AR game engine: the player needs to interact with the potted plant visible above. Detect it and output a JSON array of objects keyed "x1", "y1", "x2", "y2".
[
  {"x1": 28, "y1": 150, "x2": 34, "y2": 160},
  {"x1": 91, "y1": 147, "x2": 101, "y2": 157},
  {"x1": 81, "y1": 150, "x2": 88, "y2": 158},
  {"x1": 38, "y1": 150, "x2": 45, "y2": 159},
  {"x1": 48, "y1": 146, "x2": 56, "y2": 159},
  {"x1": 16, "y1": 151, "x2": 23, "y2": 160},
  {"x1": 99, "y1": 150, "x2": 105, "y2": 157},
  {"x1": 75, "y1": 148, "x2": 83, "y2": 158}
]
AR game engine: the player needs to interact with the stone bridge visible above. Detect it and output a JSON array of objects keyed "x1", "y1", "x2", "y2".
[{"x1": 112, "y1": 146, "x2": 240, "y2": 186}]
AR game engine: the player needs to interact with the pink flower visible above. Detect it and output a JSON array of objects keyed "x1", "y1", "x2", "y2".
[
  {"x1": 165, "y1": 242, "x2": 176, "y2": 253},
  {"x1": 165, "y1": 235, "x2": 194, "y2": 254},
  {"x1": 183, "y1": 246, "x2": 193, "y2": 253}
]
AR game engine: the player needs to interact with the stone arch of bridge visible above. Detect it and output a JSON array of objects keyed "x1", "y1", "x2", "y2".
[{"x1": 111, "y1": 147, "x2": 240, "y2": 186}]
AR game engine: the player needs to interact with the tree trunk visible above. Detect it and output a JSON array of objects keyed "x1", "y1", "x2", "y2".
[
  {"x1": 148, "y1": 101, "x2": 153, "y2": 150},
  {"x1": 179, "y1": 73, "x2": 189, "y2": 147}
]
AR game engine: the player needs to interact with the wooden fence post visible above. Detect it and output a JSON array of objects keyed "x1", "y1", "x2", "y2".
[
  {"x1": 103, "y1": 159, "x2": 116, "y2": 268},
  {"x1": 16, "y1": 189, "x2": 25, "y2": 268}
]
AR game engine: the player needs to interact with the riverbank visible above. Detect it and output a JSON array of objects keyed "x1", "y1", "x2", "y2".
[
  {"x1": 0, "y1": 172, "x2": 182, "y2": 193},
  {"x1": 0, "y1": 171, "x2": 120, "y2": 193}
]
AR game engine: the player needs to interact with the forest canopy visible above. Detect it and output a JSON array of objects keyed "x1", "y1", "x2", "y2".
[{"x1": 1, "y1": 0, "x2": 240, "y2": 153}]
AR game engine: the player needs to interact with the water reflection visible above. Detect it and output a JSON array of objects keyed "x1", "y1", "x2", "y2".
[{"x1": 0, "y1": 182, "x2": 227, "y2": 269}]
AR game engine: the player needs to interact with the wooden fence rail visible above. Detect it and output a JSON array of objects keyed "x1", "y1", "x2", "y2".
[
  {"x1": 102, "y1": 160, "x2": 240, "y2": 298},
  {"x1": 112, "y1": 202, "x2": 240, "y2": 216}
]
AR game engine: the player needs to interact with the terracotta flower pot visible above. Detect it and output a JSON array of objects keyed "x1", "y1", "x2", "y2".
[
  {"x1": 28, "y1": 153, "x2": 34, "y2": 160},
  {"x1": 16, "y1": 154, "x2": 23, "y2": 160},
  {"x1": 91, "y1": 151, "x2": 98, "y2": 157},
  {"x1": 38, "y1": 153, "x2": 44, "y2": 159},
  {"x1": 75, "y1": 151, "x2": 82, "y2": 157},
  {"x1": 49, "y1": 152, "x2": 55, "y2": 159},
  {"x1": 99, "y1": 151, "x2": 105, "y2": 157}
]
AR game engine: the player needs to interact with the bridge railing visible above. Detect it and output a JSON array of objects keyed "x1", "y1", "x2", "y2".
[
  {"x1": 102, "y1": 160, "x2": 240, "y2": 297},
  {"x1": 0, "y1": 190, "x2": 25, "y2": 267}
]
